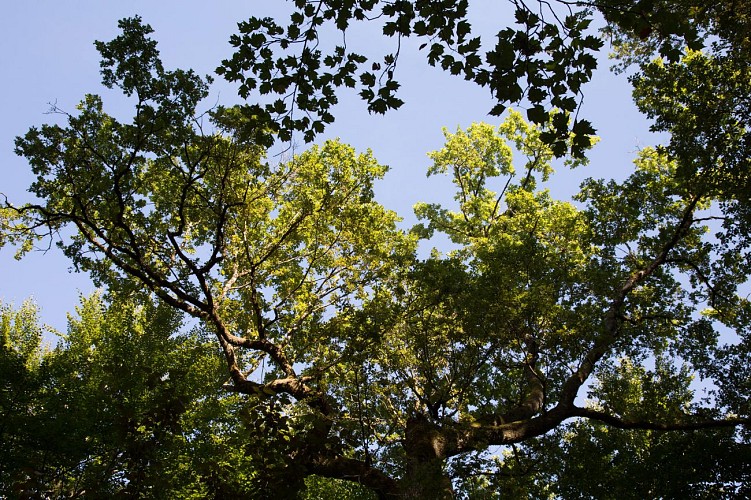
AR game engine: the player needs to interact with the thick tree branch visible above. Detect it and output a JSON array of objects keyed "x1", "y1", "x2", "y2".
[
  {"x1": 307, "y1": 456, "x2": 400, "y2": 499},
  {"x1": 411, "y1": 406, "x2": 572, "y2": 458}
]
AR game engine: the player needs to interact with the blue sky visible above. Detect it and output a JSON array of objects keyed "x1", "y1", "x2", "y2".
[{"x1": 1, "y1": 1, "x2": 657, "y2": 333}]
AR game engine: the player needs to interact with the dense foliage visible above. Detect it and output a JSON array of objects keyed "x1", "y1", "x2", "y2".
[
  {"x1": 1, "y1": 295, "x2": 227, "y2": 496},
  {"x1": 2, "y1": 2, "x2": 751, "y2": 497}
]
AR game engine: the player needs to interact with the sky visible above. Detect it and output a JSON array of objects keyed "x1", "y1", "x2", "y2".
[{"x1": 0, "y1": 1, "x2": 657, "y2": 334}]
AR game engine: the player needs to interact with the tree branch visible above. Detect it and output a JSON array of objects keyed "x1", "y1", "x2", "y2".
[
  {"x1": 559, "y1": 194, "x2": 702, "y2": 406},
  {"x1": 572, "y1": 406, "x2": 750, "y2": 431}
]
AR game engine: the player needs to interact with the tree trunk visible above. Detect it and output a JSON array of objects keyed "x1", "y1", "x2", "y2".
[{"x1": 400, "y1": 415, "x2": 454, "y2": 498}]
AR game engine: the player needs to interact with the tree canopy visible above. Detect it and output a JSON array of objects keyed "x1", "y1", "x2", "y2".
[{"x1": 2, "y1": 5, "x2": 751, "y2": 498}]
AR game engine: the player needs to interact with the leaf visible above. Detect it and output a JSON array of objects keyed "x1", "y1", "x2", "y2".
[{"x1": 526, "y1": 105, "x2": 548, "y2": 124}]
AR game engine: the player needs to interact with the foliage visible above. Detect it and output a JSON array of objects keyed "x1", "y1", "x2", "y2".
[
  {"x1": 552, "y1": 359, "x2": 751, "y2": 498},
  {"x1": 214, "y1": 0, "x2": 748, "y2": 156},
  {"x1": 301, "y1": 475, "x2": 378, "y2": 499},
  {"x1": 0, "y1": 300, "x2": 47, "y2": 494},
  {"x1": 0, "y1": 294, "x2": 267, "y2": 497},
  {"x1": 217, "y1": 0, "x2": 602, "y2": 156},
  {"x1": 4, "y1": 14, "x2": 751, "y2": 498}
]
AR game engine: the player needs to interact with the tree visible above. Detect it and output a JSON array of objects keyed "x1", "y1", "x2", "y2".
[
  {"x1": 0, "y1": 293, "x2": 250, "y2": 497},
  {"x1": 0, "y1": 300, "x2": 48, "y2": 494},
  {"x1": 5, "y1": 17, "x2": 751, "y2": 497}
]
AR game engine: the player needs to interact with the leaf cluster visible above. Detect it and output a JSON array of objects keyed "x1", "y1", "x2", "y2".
[{"x1": 217, "y1": 0, "x2": 602, "y2": 156}]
